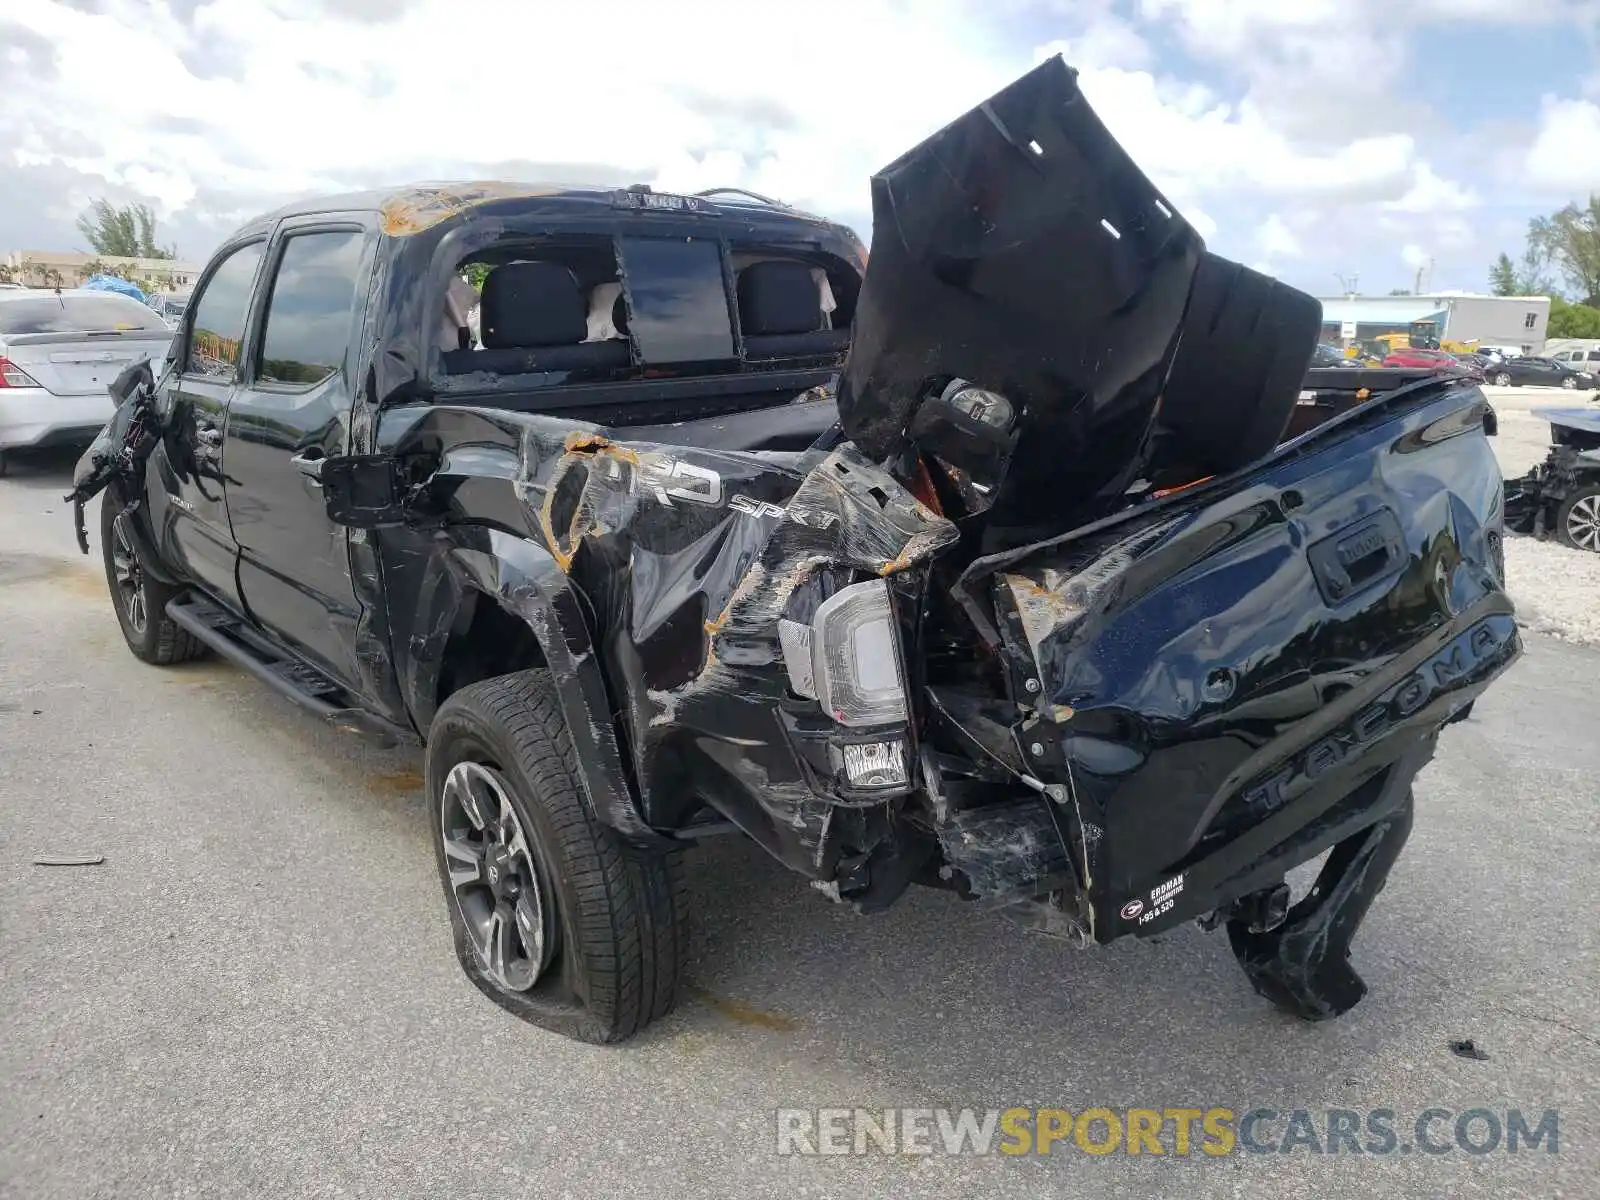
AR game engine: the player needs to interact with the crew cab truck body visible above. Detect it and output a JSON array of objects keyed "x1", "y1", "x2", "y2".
[{"x1": 73, "y1": 59, "x2": 1519, "y2": 1042}]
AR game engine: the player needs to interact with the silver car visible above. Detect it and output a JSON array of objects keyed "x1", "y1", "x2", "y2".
[
  {"x1": 0, "y1": 289, "x2": 175, "y2": 476},
  {"x1": 145, "y1": 291, "x2": 191, "y2": 329}
]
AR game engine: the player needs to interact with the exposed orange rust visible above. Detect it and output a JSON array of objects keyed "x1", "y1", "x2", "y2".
[
  {"x1": 378, "y1": 182, "x2": 566, "y2": 238},
  {"x1": 563, "y1": 430, "x2": 641, "y2": 466},
  {"x1": 909, "y1": 456, "x2": 943, "y2": 515},
  {"x1": 1151, "y1": 474, "x2": 1215, "y2": 500}
]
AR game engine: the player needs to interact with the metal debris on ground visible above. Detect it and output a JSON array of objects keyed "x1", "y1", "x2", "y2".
[{"x1": 1449, "y1": 1038, "x2": 1491, "y2": 1061}]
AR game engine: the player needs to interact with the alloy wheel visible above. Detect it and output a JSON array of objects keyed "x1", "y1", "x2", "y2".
[
  {"x1": 1565, "y1": 496, "x2": 1600, "y2": 552},
  {"x1": 1561, "y1": 376, "x2": 1578, "y2": 389},
  {"x1": 439, "y1": 760, "x2": 553, "y2": 991},
  {"x1": 1494, "y1": 373, "x2": 1511, "y2": 386},
  {"x1": 109, "y1": 517, "x2": 148, "y2": 636}
]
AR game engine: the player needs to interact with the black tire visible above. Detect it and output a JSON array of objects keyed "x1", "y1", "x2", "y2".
[
  {"x1": 1561, "y1": 376, "x2": 1578, "y2": 389},
  {"x1": 0, "y1": 449, "x2": 9, "y2": 477},
  {"x1": 100, "y1": 492, "x2": 207, "y2": 665},
  {"x1": 1493, "y1": 372, "x2": 1511, "y2": 387},
  {"x1": 426, "y1": 669, "x2": 687, "y2": 1044},
  {"x1": 1555, "y1": 488, "x2": 1600, "y2": 553}
]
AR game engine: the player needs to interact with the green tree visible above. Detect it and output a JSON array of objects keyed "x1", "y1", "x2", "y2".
[
  {"x1": 1489, "y1": 252, "x2": 1518, "y2": 296},
  {"x1": 1549, "y1": 296, "x2": 1600, "y2": 339},
  {"x1": 75, "y1": 200, "x2": 176, "y2": 260},
  {"x1": 1528, "y1": 195, "x2": 1600, "y2": 306},
  {"x1": 1487, "y1": 246, "x2": 1553, "y2": 296}
]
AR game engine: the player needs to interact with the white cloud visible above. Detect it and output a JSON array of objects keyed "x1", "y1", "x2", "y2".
[
  {"x1": 1526, "y1": 97, "x2": 1600, "y2": 191},
  {"x1": 1256, "y1": 214, "x2": 1302, "y2": 261},
  {"x1": 1385, "y1": 163, "x2": 1477, "y2": 214},
  {"x1": 0, "y1": 0, "x2": 1567, "y2": 301},
  {"x1": 1401, "y1": 244, "x2": 1431, "y2": 271}
]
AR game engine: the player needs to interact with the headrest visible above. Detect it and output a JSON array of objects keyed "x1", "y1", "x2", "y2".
[
  {"x1": 738, "y1": 261, "x2": 822, "y2": 336},
  {"x1": 481, "y1": 262, "x2": 587, "y2": 349}
]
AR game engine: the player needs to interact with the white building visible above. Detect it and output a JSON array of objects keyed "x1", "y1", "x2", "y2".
[
  {"x1": 1317, "y1": 292, "x2": 1550, "y2": 354},
  {"x1": 1, "y1": 250, "x2": 204, "y2": 293}
]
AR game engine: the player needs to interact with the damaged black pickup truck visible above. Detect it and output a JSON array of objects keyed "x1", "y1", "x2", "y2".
[{"x1": 70, "y1": 58, "x2": 1518, "y2": 1043}]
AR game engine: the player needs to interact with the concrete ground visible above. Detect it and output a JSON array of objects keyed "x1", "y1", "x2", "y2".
[{"x1": 1, "y1": 431, "x2": 1595, "y2": 1199}]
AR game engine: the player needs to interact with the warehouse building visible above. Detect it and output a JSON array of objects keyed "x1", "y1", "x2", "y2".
[{"x1": 1317, "y1": 292, "x2": 1550, "y2": 355}]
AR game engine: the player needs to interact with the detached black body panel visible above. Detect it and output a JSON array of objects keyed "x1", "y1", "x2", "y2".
[{"x1": 838, "y1": 58, "x2": 1207, "y2": 535}]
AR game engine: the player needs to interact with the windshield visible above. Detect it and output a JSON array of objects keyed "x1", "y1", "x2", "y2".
[{"x1": 0, "y1": 293, "x2": 169, "y2": 335}]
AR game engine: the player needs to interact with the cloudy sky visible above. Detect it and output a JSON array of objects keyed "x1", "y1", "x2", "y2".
[{"x1": 2, "y1": 0, "x2": 1597, "y2": 297}]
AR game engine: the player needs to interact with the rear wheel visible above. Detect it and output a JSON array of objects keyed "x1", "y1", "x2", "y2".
[
  {"x1": 1556, "y1": 489, "x2": 1600, "y2": 553},
  {"x1": 1493, "y1": 371, "x2": 1512, "y2": 386},
  {"x1": 100, "y1": 491, "x2": 207, "y2": 664},
  {"x1": 426, "y1": 669, "x2": 687, "y2": 1043}
]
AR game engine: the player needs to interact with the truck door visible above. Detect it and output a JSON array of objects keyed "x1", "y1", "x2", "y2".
[
  {"x1": 225, "y1": 222, "x2": 372, "y2": 686},
  {"x1": 156, "y1": 238, "x2": 266, "y2": 610}
]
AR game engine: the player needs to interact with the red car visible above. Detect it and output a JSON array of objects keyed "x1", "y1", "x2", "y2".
[{"x1": 1382, "y1": 348, "x2": 1482, "y2": 380}]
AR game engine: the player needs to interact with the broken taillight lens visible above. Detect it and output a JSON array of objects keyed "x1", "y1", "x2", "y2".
[{"x1": 0, "y1": 356, "x2": 41, "y2": 388}]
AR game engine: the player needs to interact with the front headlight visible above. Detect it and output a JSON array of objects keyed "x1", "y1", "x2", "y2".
[{"x1": 779, "y1": 578, "x2": 908, "y2": 728}]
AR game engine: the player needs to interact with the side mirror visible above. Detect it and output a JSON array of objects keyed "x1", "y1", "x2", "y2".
[{"x1": 321, "y1": 454, "x2": 411, "y2": 528}]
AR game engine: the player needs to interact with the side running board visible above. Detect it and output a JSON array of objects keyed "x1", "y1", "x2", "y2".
[{"x1": 164, "y1": 594, "x2": 419, "y2": 749}]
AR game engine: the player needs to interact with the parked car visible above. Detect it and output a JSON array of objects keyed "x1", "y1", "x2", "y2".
[
  {"x1": 1310, "y1": 343, "x2": 1359, "y2": 368},
  {"x1": 0, "y1": 289, "x2": 176, "y2": 476},
  {"x1": 1381, "y1": 347, "x2": 1478, "y2": 378},
  {"x1": 1504, "y1": 407, "x2": 1600, "y2": 551},
  {"x1": 144, "y1": 291, "x2": 192, "y2": 329},
  {"x1": 1485, "y1": 355, "x2": 1596, "y2": 389},
  {"x1": 66, "y1": 57, "x2": 1519, "y2": 1043},
  {"x1": 1289, "y1": 366, "x2": 1497, "y2": 441},
  {"x1": 1549, "y1": 345, "x2": 1600, "y2": 375}
]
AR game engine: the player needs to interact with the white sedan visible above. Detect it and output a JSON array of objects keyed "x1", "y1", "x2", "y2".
[{"x1": 0, "y1": 289, "x2": 175, "y2": 475}]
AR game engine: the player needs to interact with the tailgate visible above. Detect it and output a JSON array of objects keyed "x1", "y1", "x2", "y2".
[
  {"x1": 976, "y1": 379, "x2": 1518, "y2": 939},
  {"x1": 3, "y1": 334, "x2": 174, "y2": 397}
]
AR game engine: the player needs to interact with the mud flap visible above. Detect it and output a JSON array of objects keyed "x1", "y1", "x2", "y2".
[{"x1": 1225, "y1": 790, "x2": 1414, "y2": 1021}]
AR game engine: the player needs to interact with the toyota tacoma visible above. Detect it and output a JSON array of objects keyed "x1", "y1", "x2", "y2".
[{"x1": 68, "y1": 58, "x2": 1519, "y2": 1043}]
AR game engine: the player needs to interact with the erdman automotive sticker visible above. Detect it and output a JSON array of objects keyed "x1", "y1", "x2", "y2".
[{"x1": 1123, "y1": 873, "x2": 1185, "y2": 924}]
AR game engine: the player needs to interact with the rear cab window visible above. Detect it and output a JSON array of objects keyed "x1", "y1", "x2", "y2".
[
  {"x1": 0, "y1": 294, "x2": 168, "y2": 335},
  {"x1": 186, "y1": 242, "x2": 266, "y2": 380},
  {"x1": 433, "y1": 226, "x2": 860, "y2": 396}
]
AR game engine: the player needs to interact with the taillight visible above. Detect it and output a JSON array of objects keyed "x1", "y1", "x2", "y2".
[{"x1": 0, "y1": 356, "x2": 40, "y2": 388}]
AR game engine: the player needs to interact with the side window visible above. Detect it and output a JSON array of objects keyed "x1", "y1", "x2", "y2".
[
  {"x1": 257, "y1": 230, "x2": 365, "y2": 387},
  {"x1": 186, "y1": 242, "x2": 265, "y2": 380},
  {"x1": 1523, "y1": 312, "x2": 1537, "y2": 330}
]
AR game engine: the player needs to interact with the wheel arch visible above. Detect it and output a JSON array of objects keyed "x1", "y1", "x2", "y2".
[{"x1": 405, "y1": 529, "x2": 670, "y2": 849}]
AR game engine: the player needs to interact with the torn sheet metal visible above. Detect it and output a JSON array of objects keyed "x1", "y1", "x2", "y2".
[{"x1": 379, "y1": 405, "x2": 956, "y2": 876}]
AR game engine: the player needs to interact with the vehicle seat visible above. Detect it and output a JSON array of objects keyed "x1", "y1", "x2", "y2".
[
  {"x1": 737, "y1": 261, "x2": 850, "y2": 359},
  {"x1": 1151, "y1": 252, "x2": 1323, "y2": 476},
  {"x1": 585, "y1": 280, "x2": 630, "y2": 342},
  {"x1": 441, "y1": 262, "x2": 631, "y2": 375}
]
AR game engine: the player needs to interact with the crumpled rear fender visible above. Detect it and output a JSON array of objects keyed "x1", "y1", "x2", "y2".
[{"x1": 402, "y1": 524, "x2": 672, "y2": 849}]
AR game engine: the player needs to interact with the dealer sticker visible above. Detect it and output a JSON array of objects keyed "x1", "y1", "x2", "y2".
[
  {"x1": 1150, "y1": 873, "x2": 1185, "y2": 904},
  {"x1": 1122, "y1": 873, "x2": 1186, "y2": 925}
]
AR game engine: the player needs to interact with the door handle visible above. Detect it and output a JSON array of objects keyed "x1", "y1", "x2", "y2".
[
  {"x1": 196, "y1": 427, "x2": 223, "y2": 447},
  {"x1": 290, "y1": 449, "x2": 325, "y2": 483}
]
